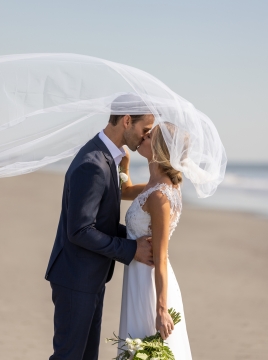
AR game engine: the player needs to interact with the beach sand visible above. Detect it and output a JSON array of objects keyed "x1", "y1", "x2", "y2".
[{"x1": 0, "y1": 171, "x2": 267, "y2": 360}]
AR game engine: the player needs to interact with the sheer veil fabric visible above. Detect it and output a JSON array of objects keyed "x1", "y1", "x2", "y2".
[{"x1": 0, "y1": 53, "x2": 226, "y2": 197}]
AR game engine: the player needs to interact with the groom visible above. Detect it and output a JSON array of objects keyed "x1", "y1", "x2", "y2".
[{"x1": 45, "y1": 95, "x2": 154, "y2": 360}]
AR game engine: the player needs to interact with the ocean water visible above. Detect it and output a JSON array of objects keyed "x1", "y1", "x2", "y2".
[
  {"x1": 128, "y1": 162, "x2": 268, "y2": 218},
  {"x1": 181, "y1": 163, "x2": 268, "y2": 218},
  {"x1": 46, "y1": 160, "x2": 268, "y2": 218}
]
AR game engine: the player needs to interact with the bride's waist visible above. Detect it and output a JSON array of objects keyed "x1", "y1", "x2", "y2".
[
  {"x1": 130, "y1": 258, "x2": 171, "y2": 268},
  {"x1": 126, "y1": 232, "x2": 151, "y2": 240}
]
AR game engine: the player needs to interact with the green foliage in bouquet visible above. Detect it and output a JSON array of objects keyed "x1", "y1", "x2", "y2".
[{"x1": 106, "y1": 308, "x2": 181, "y2": 360}]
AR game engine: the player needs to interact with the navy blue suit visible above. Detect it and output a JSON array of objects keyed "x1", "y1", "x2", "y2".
[{"x1": 45, "y1": 134, "x2": 137, "y2": 359}]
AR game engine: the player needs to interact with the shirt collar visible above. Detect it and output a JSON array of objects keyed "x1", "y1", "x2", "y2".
[{"x1": 98, "y1": 130, "x2": 126, "y2": 166}]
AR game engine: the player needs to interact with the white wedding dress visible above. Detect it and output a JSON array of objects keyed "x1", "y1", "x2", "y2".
[{"x1": 118, "y1": 183, "x2": 192, "y2": 359}]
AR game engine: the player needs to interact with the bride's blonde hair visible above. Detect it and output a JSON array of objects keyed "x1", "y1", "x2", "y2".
[{"x1": 151, "y1": 123, "x2": 183, "y2": 185}]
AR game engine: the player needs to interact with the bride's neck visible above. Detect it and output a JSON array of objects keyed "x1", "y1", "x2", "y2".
[{"x1": 148, "y1": 161, "x2": 164, "y2": 183}]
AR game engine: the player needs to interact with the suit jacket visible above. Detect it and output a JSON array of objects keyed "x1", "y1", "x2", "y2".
[{"x1": 45, "y1": 134, "x2": 137, "y2": 293}]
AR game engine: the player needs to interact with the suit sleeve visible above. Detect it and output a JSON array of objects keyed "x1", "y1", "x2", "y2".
[
  {"x1": 118, "y1": 224, "x2": 127, "y2": 238},
  {"x1": 67, "y1": 161, "x2": 137, "y2": 265}
]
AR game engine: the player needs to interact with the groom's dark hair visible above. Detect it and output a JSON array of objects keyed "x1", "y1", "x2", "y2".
[
  {"x1": 109, "y1": 93, "x2": 149, "y2": 126},
  {"x1": 109, "y1": 114, "x2": 144, "y2": 126}
]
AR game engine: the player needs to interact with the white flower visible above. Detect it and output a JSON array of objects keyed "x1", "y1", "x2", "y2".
[
  {"x1": 127, "y1": 343, "x2": 135, "y2": 350},
  {"x1": 134, "y1": 344, "x2": 143, "y2": 351},
  {"x1": 125, "y1": 338, "x2": 132, "y2": 344},
  {"x1": 133, "y1": 338, "x2": 142, "y2": 345},
  {"x1": 150, "y1": 358, "x2": 160, "y2": 360},
  {"x1": 119, "y1": 172, "x2": 128, "y2": 183}
]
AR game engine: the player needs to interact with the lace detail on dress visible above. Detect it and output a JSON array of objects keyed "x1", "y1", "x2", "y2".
[
  {"x1": 138, "y1": 183, "x2": 181, "y2": 213},
  {"x1": 125, "y1": 183, "x2": 182, "y2": 240}
]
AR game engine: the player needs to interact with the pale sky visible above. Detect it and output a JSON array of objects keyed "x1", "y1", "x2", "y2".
[{"x1": 0, "y1": 0, "x2": 267, "y2": 163}]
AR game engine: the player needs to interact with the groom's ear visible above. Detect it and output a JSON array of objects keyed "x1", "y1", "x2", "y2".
[{"x1": 122, "y1": 115, "x2": 131, "y2": 129}]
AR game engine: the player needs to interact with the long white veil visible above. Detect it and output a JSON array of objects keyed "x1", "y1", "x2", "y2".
[{"x1": 0, "y1": 53, "x2": 227, "y2": 198}]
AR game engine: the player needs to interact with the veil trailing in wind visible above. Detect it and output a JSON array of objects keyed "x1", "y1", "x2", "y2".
[{"x1": 0, "y1": 53, "x2": 227, "y2": 198}]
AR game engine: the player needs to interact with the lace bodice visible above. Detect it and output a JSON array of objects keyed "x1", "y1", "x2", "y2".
[{"x1": 125, "y1": 183, "x2": 182, "y2": 240}]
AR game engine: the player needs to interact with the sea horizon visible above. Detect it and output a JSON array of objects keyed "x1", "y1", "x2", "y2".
[{"x1": 44, "y1": 159, "x2": 268, "y2": 218}]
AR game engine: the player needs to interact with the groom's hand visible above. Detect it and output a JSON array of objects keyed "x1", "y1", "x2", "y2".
[{"x1": 134, "y1": 236, "x2": 154, "y2": 266}]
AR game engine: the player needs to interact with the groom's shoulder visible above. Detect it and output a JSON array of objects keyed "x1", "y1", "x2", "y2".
[{"x1": 67, "y1": 136, "x2": 107, "y2": 176}]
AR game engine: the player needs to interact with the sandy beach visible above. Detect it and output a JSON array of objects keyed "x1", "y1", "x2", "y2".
[{"x1": 0, "y1": 171, "x2": 267, "y2": 360}]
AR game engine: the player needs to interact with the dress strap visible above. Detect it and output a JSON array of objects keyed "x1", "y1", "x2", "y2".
[{"x1": 138, "y1": 183, "x2": 182, "y2": 214}]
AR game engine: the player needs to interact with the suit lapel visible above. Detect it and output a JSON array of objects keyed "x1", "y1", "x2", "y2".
[{"x1": 92, "y1": 134, "x2": 120, "y2": 199}]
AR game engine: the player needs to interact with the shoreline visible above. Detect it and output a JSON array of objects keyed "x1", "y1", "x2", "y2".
[
  {"x1": 44, "y1": 156, "x2": 268, "y2": 219},
  {"x1": 45, "y1": 168, "x2": 268, "y2": 219},
  {"x1": 0, "y1": 171, "x2": 267, "y2": 360}
]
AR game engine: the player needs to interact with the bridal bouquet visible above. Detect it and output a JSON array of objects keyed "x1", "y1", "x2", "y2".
[{"x1": 106, "y1": 308, "x2": 181, "y2": 360}]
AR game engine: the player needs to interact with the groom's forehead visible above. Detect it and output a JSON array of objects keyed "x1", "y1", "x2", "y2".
[{"x1": 141, "y1": 114, "x2": 154, "y2": 126}]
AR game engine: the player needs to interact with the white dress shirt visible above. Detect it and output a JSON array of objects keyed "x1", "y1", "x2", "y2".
[{"x1": 98, "y1": 130, "x2": 126, "y2": 185}]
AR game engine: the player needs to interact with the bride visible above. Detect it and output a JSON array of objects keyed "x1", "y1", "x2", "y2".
[{"x1": 119, "y1": 123, "x2": 192, "y2": 359}]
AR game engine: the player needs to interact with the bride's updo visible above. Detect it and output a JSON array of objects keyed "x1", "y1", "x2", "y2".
[{"x1": 151, "y1": 123, "x2": 183, "y2": 185}]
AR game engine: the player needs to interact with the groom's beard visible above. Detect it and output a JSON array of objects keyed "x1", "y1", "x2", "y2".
[{"x1": 125, "y1": 137, "x2": 144, "y2": 152}]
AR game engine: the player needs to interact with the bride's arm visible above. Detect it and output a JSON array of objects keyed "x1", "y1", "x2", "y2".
[
  {"x1": 120, "y1": 147, "x2": 146, "y2": 200},
  {"x1": 146, "y1": 191, "x2": 174, "y2": 340}
]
